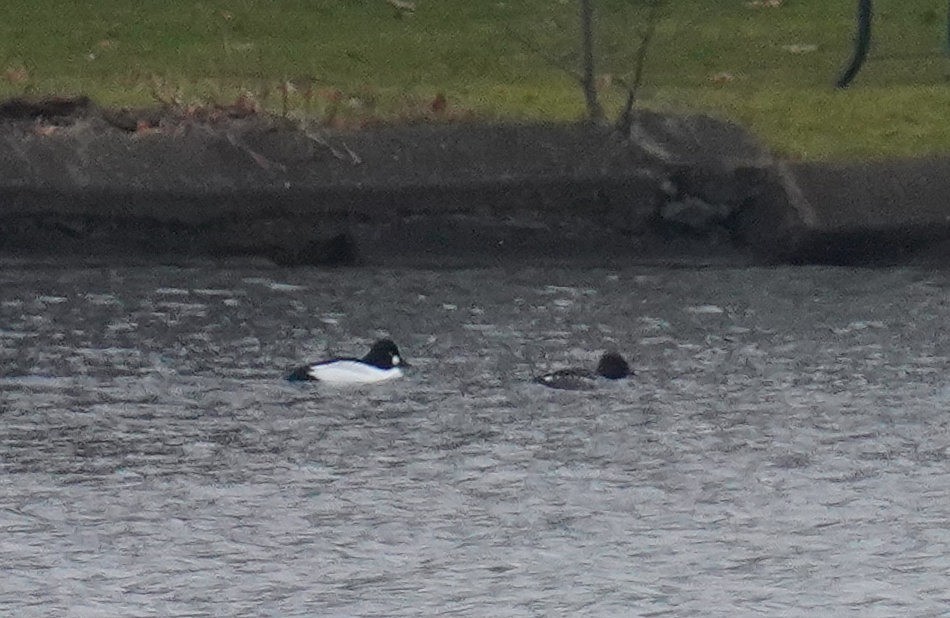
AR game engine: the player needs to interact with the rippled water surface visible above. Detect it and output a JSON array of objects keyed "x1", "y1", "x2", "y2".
[{"x1": 2, "y1": 260, "x2": 950, "y2": 616}]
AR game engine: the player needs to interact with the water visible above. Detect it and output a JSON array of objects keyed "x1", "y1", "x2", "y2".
[{"x1": 2, "y1": 260, "x2": 950, "y2": 616}]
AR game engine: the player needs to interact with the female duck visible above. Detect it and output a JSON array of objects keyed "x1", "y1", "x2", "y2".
[
  {"x1": 288, "y1": 339, "x2": 407, "y2": 384},
  {"x1": 534, "y1": 351, "x2": 630, "y2": 391}
]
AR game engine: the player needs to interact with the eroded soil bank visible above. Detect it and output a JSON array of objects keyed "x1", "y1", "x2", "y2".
[{"x1": 1, "y1": 97, "x2": 947, "y2": 266}]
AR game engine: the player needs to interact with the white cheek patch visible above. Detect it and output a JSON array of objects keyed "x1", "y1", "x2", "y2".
[{"x1": 392, "y1": 355, "x2": 401, "y2": 366}]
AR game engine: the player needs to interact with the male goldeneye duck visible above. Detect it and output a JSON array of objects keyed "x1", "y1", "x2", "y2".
[
  {"x1": 287, "y1": 339, "x2": 407, "y2": 384},
  {"x1": 534, "y1": 351, "x2": 631, "y2": 391}
]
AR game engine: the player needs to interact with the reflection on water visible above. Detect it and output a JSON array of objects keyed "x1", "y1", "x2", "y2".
[{"x1": 2, "y1": 261, "x2": 950, "y2": 615}]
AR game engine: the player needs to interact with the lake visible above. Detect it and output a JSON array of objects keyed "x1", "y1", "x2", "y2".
[{"x1": 2, "y1": 260, "x2": 949, "y2": 616}]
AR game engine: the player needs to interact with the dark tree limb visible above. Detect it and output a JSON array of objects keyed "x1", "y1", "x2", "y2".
[
  {"x1": 578, "y1": 0, "x2": 605, "y2": 122},
  {"x1": 508, "y1": 1, "x2": 605, "y2": 123},
  {"x1": 836, "y1": 0, "x2": 873, "y2": 88},
  {"x1": 946, "y1": 0, "x2": 950, "y2": 57},
  {"x1": 616, "y1": 0, "x2": 664, "y2": 133}
]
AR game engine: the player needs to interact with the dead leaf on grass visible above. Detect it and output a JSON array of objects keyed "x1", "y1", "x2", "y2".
[
  {"x1": 430, "y1": 92, "x2": 447, "y2": 113},
  {"x1": 781, "y1": 44, "x2": 818, "y2": 54},
  {"x1": 231, "y1": 92, "x2": 261, "y2": 116},
  {"x1": 317, "y1": 88, "x2": 344, "y2": 103},
  {"x1": 227, "y1": 42, "x2": 255, "y2": 53},
  {"x1": 4, "y1": 66, "x2": 29, "y2": 83},
  {"x1": 709, "y1": 71, "x2": 736, "y2": 84}
]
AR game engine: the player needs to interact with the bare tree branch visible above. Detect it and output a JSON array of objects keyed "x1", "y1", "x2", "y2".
[
  {"x1": 305, "y1": 130, "x2": 362, "y2": 165},
  {"x1": 226, "y1": 132, "x2": 287, "y2": 172},
  {"x1": 836, "y1": 0, "x2": 872, "y2": 88},
  {"x1": 508, "y1": 0, "x2": 605, "y2": 124},
  {"x1": 507, "y1": 28, "x2": 582, "y2": 81},
  {"x1": 617, "y1": 0, "x2": 664, "y2": 133},
  {"x1": 578, "y1": 0, "x2": 605, "y2": 122}
]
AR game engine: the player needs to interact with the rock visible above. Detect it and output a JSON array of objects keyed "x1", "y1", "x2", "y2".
[{"x1": 660, "y1": 196, "x2": 733, "y2": 232}]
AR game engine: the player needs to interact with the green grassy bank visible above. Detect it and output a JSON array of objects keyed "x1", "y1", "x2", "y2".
[{"x1": 2, "y1": 0, "x2": 949, "y2": 159}]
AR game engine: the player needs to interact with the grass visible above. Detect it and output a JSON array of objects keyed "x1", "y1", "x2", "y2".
[{"x1": 1, "y1": 0, "x2": 949, "y2": 159}]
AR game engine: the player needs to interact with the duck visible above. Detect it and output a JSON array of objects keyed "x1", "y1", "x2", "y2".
[
  {"x1": 287, "y1": 339, "x2": 407, "y2": 384},
  {"x1": 534, "y1": 351, "x2": 631, "y2": 391}
]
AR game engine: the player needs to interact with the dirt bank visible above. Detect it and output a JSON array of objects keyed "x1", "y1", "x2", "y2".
[{"x1": 0, "y1": 97, "x2": 947, "y2": 266}]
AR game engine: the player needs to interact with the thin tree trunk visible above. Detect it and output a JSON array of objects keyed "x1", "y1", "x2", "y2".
[
  {"x1": 946, "y1": 0, "x2": 950, "y2": 57},
  {"x1": 578, "y1": 0, "x2": 604, "y2": 121}
]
